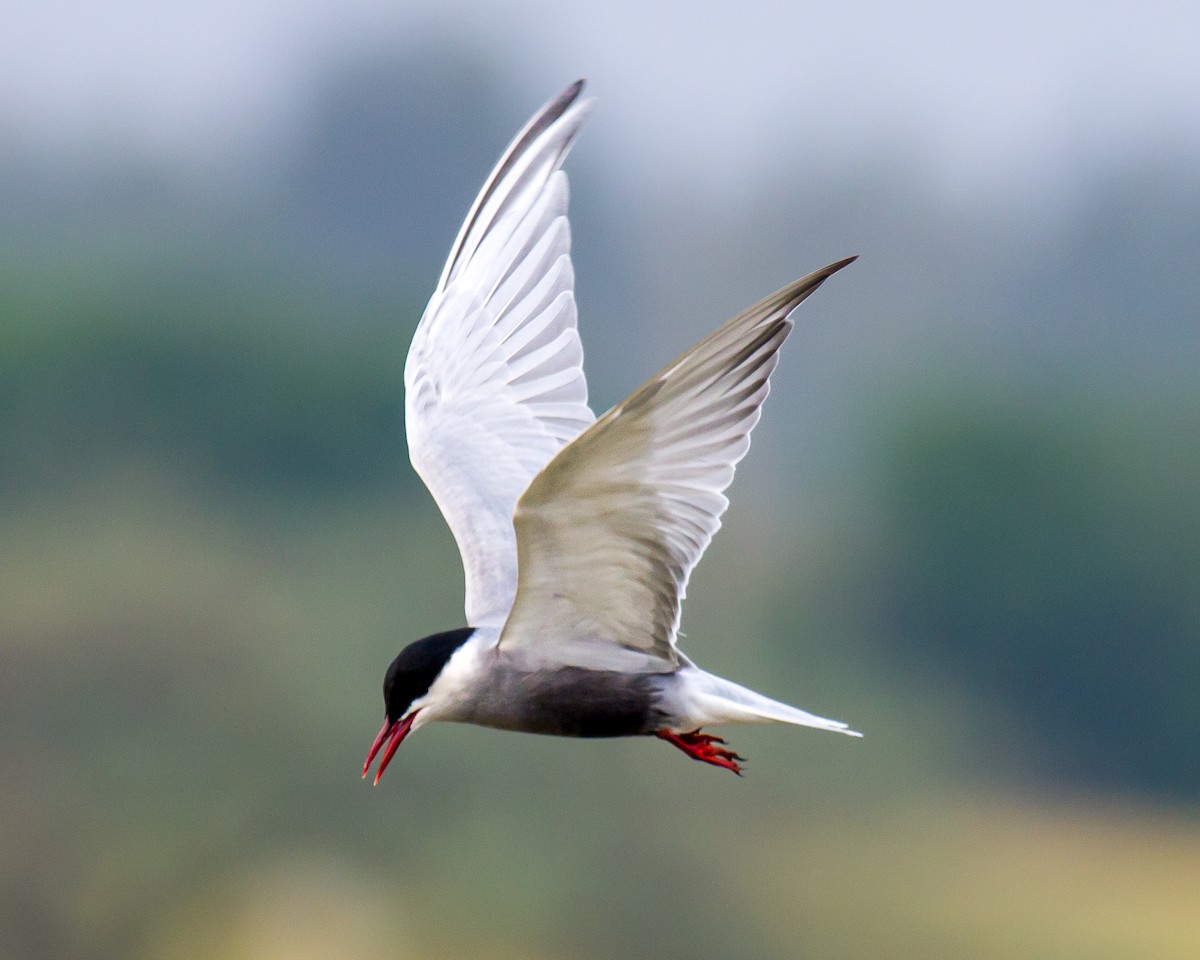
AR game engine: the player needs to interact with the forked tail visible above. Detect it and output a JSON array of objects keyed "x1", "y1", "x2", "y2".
[{"x1": 679, "y1": 668, "x2": 862, "y2": 736}]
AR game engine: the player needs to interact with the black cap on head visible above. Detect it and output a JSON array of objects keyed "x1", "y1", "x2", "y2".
[{"x1": 383, "y1": 627, "x2": 475, "y2": 721}]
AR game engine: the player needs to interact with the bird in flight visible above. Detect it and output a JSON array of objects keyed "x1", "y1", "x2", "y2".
[{"x1": 363, "y1": 80, "x2": 859, "y2": 783}]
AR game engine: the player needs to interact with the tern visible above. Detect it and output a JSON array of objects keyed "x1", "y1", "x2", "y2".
[{"x1": 363, "y1": 80, "x2": 859, "y2": 783}]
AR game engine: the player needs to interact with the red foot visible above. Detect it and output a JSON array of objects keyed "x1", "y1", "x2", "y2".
[{"x1": 656, "y1": 729, "x2": 745, "y2": 776}]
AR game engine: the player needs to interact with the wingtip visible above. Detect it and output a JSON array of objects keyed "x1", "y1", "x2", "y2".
[
  {"x1": 774, "y1": 255, "x2": 858, "y2": 316},
  {"x1": 532, "y1": 79, "x2": 594, "y2": 141},
  {"x1": 554, "y1": 79, "x2": 587, "y2": 112},
  {"x1": 564, "y1": 80, "x2": 596, "y2": 121},
  {"x1": 822, "y1": 254, "x2": 858, "y2": 277}
]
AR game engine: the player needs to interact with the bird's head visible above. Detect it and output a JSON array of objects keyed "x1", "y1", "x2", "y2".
[{"x1": 362, "y1": 627, "x2": 474, "y2": 784}]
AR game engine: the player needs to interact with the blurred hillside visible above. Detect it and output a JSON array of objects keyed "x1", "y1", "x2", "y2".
[{"x1": 3, "y1": 46, "x2": 1199, "y2": 960}]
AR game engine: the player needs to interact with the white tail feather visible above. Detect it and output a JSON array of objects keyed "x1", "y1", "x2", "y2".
[{"x1": 671, "y1": 668, "x2": 862, "y2": 736}]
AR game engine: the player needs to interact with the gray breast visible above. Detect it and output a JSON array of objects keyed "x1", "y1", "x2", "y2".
[{"x1": 464, "y1": 665, "x2": 669, "y2": 738}]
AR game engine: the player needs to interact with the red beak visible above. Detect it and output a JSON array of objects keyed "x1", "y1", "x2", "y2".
[{"x1": 362, "y1": 711, "x2": 418, "y2": 785}]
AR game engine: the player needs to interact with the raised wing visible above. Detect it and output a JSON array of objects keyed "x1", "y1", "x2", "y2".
[
  {"x1": 498, "y1": 258, "x2": 857, "y2": 672},
  {"x1": 405, "y1": 82, "x2": 596, "y2": 628}
]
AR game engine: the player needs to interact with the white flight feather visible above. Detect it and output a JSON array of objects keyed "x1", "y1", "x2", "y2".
[{"x1": 404, "y1": 83, "x2": 596, "y2": 628}]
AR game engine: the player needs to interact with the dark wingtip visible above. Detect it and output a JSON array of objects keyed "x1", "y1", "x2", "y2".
[
  {"x1": 774, "y1": 254, "x2": 859, "y2": 317},
  {"x1": 553, "y1": 79, "x2": 586, "y2": 112},
  {"x1": 818, "y1": 254, "x2": 858, "y2": 279}
]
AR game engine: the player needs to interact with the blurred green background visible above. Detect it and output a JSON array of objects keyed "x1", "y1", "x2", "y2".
[{"x1": 3, "y1": 4, "x2": 1199, "y2": 959}]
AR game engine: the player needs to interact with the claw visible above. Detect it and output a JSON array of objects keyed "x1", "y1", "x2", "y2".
[{"x1": 656, "y1": 728, "x2": 745, "y2": 775}]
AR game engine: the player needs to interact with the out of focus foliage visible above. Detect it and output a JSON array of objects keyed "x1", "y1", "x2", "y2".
[
  {"x1": 873, "y1": 394, "x2": 1200, "y2": 798},
  {"x1": 0, "y1": 256, "x2": 414, "y2": 494}
]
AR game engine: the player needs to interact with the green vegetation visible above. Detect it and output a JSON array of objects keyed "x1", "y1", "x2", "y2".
[{"x1": 872, "y1": 393, "x2": 1200, "y2": 798}]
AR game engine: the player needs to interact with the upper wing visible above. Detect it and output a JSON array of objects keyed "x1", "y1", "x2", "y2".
[
  {"x1": 405, "y1": 82, "x2": 596, "y2": 628},
  {"x1": 498, "y1": 258, "x2": 857, "y2": 672}
]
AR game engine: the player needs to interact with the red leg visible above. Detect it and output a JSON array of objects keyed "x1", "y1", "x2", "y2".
[{"x1": 656, "y1": 729, "x2": 745, "y2": 775}]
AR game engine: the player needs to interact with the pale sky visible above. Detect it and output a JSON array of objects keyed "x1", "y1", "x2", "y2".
[{"x1": 4, "y1": 0, "x2": 1199, "y2": 203}]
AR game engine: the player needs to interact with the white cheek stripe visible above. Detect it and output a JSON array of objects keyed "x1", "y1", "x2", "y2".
[{"x1": 411, "y1": 626, "x2": 500, "y2": 724}]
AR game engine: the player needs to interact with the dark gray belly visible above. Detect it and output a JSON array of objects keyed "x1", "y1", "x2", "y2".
[{"x1": 463, "y1": 666, "x2": 669, "y2": 738}]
